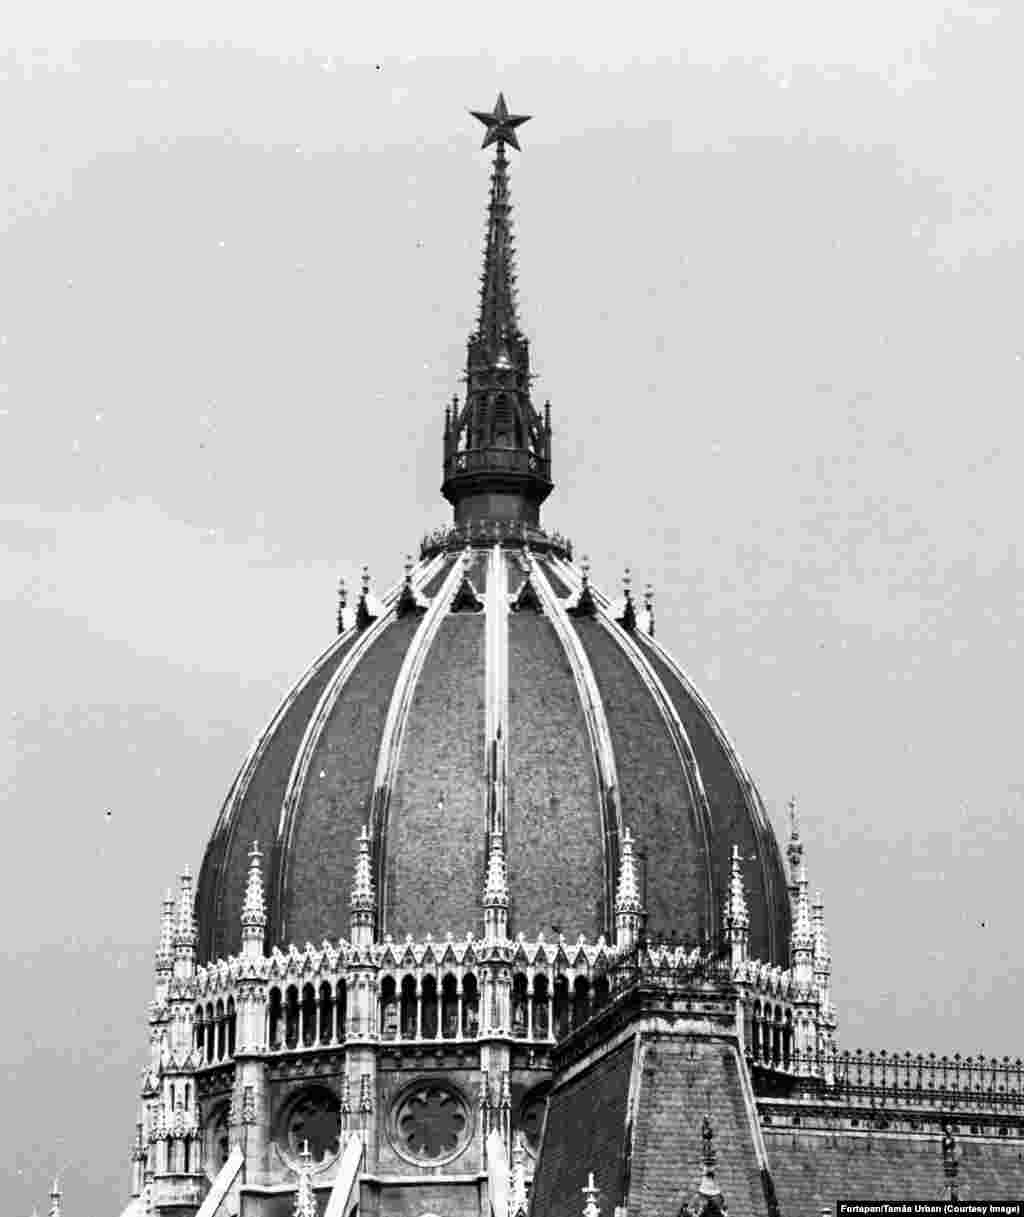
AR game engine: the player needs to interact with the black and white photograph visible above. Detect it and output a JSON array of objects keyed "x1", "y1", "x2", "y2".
[{"x1": 3, "y1": 4, "x2": 1023, "y2": 1215}]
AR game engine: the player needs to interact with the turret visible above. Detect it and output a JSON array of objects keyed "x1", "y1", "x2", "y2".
[
  {"x1": 349, "y1": 825, "x2": 376, "y2": 950},
  {"x1": 722, "y1": 844, "x2": 749, "y2": 969},
  {"x1": 173, "y1": 865, "x2": 196, "y2": 982},
  {"x1": 240, "y1": 840, "x2": 267, "y2": 960},
  {"x1": 615, "y1": 826, "x2": 644, "y2": 951}
]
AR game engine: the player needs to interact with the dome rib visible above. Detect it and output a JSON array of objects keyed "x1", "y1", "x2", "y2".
[
  {"x1": 635, "y1": 629, "x2": 790, "y2": 962},
  {"x1": 272, "y1": 554, "x2": 448, "y2": 939},
  {"x1": 546, "y1": 554, "x2": 716, "y2": 937},
  {"x1": 530, "y1": 556, "x2": 623, "y2": 933},
  {"x1": 370, "y1": 554, "x2": 471, "y2": 916},
  {"x1": 484, "y1": 545, "x2": 510, "y2": 843},
  {"x1": 197, "y1": 626, "x2": 364, "y2": 960}
]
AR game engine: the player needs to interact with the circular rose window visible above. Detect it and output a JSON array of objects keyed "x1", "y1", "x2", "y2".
[
  {"x1": 392, "y1": 1084, "x2": 471, "y2": 1163},
  {"x1": 286, "y1": 1088, "x2": 341, "y2": 1162}
]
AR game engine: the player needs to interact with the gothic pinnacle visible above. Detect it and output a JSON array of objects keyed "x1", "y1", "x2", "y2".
[
  {"x1": 725, "y1": 844, "x2": 749, "y2": 931},
  {"x1": 174, "y1": 865, "x2": 195, "y2": 951},
  {"x1": 241, "y1": 841, "x2": 266, "y2": 959},
  {"x1": 350, "y1": 825, "x2": 375, "y2": 912},
  {"x1": 155, "y1": 888, "x2": 175, "y2": 973},
  {"x1": 615, "y1": 827, "x2": 643, "y2": 916},
  {"x1": 582, "y1": 1172, "x2": 601, "y2": 1217},
  {"x1": 292, "y1": 1141, "x2": 317, "y2": 1217},
  {"x1": 792, "y1": 862, "x2": 814, "y2": 955},
  {"x1": 48, "y1": 1175, "x2": 62, "y2": 1217}
]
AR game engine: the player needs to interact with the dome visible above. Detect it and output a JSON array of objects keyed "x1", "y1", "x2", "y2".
[
  {"x1": 195, "y1": 543, "x2": 790, "y2": 965},
  {"x1": 194, "y1": 97, "x2": 791, "y2": 969}
]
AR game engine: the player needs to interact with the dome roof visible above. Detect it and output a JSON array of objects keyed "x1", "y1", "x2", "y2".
[
  {"x1": 195, "y1": 101, "x2": 790, "y2": 968},
  {"x1": 195, "y1": 543, "x2": 790, "y2": 965}
]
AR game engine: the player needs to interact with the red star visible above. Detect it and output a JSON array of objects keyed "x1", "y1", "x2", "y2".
[{"x1": 469, "y1": 93, "x2": 531, "y2": 151}]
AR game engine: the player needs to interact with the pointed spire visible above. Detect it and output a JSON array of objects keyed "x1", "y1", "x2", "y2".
[
  {"x1": 678, "y1": 1115, "x2": 728, "y2": 1217},
  {"x1": 48, "y1": 1176, "x2": 62, "y2": 1217},
  {"x1": 615, "y1": 826, "x2": 644, "y2": 951},
  {"x1": 722, "y1": 844, "x2": 749, "y2": 969},
  {"x1": 510, "y1": 1131, "x2": 529, "y2": 1217},
  {"x1": 356, "y1": 565, "x2": 378, "y2": 630},
  {"x1": 336, "y1": 575, "x2": 348, "y2": 635},
  {"x1": 293, "y1": 1141, "x2": 317, "y2": 1217},
  {"x1": 155, "y1": 888, "x2": 175, "y2": 975},
  {"x1": 616, "y1": 566, "x2": 637, "y2": 631},
  {"x1": 350, "y1": 825, "x2": 376, "y2": 949},
  {"x1": 644, "y1": 583, "x2": 656, "y2": 637},
  {"x1": 812, "y1": 890, "x2": 831, "y2": 971},
  {"x1": 396, "y1": 554, "x2": 428, "y2": 618},
  {"x1": 483, "y1": 832, "x2": 510, "y2": 942},
  {"x1": 581, "y1": 1172, "x2": 601, "y2": 1217},
  {"x1": 174, "y1": 865, "x2": 196, "y2": 980},
  {"x1": 569, "y1": 555, "x2": 598, "y2": 618},
  {"x1": 442, "y1": 98, "x2": 552, "y2": 531},
  {"x1": 241, "y1": 841, "x2": 267, "y2": 958},
  {"x1": 785, "y1": 795, "x2": 804, "y2": 900},
  {"x1": 792, "y1": 863, "x2": 813, "y2": 950}
]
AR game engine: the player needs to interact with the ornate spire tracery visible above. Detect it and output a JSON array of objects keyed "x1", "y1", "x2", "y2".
[{"x1": 443, "y1": 95, "x2": 552, "y2": 530}]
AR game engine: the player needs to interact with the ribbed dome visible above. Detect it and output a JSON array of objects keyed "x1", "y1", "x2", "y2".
[{"x1": 195, "y1": 544, "x2": 791, "y2": 966}]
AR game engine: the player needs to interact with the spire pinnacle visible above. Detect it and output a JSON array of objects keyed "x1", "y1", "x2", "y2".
[
  {"x1": 442, "y1": 98, "x2": 552, "y2": 530},
  {"x1": 615, "y1": 827, "x2": 643, "y2": 915},
  {"x1": 725, "y1": 844, "x2": 749, "y2": 930},
  {"x1": 812, "y1": 890, "x2": 831, "y2": 969},
  {"x1": 581, "y1": 1173, "x2": 601, "y2": 1217},
  {"x1": 293, "y1": 1141, "x2": 317, "y2": 1217},
  {"x1": 350, "y1": 825, "x2": 376, "y2": 948},
  {"x1": 175, "y1": 866, "x2": 195, "y2": 950},
  {"x1": 616, "y1": 565, "x2": 637, "y2": 632},
  {"x1": 48, "y1": 1176, "x2": 62, "y2": 1217},
  {"x1": 155, "y1": 888, "x2": 175, "y2": 974},
  {"x1": 643, "y1": 583, "x2": 656, "y2": 637},
  {"x1": 336, "y1": 576, "x2": 348, "y2": 635},
  {"x1": 483, "y1": 832, "x2": 510, "y2": 942}
]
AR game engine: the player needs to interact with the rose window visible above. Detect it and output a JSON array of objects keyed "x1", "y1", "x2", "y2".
[
  {"x1": 394, "y1": 1085, "x2": 469, "y2": 1161},
  {"x1": 286, "y1": 1089, "x2": 341, "y2": 1162}
]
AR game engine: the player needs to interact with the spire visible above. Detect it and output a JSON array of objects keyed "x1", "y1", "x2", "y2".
[
  {"x1": 48, "y1": 1175, "x2": 61, "y2": 1217},
  {"x1": 483, "y1": 832, "x2": 510, "y2": 942},
  {"x1": 785, "y1": 795, "x2": 804, "y2": 903},
  {"x1": 396, "y1": 554, "x2": 428, "y2": 618},
  {"x1": 812, "y1": 890, "x2": 831, "y2": 972},
  {"x1": 643, "y1": 583, "x2": 656, "y2": 637},
  {"x1": 615, "y1": 826, "x2": 644, "y2": 951},
  {"x1": 678, "y1": 1115, "x2": 728, "y2": 1217},
  {"x1": 336, "y1": 575, "x2": 348, "y2": 635},
  {"x1": 722, "y1": 844, "x2": 749, "y2": 968},
  {"x1": 442, "y1": 96, "x2": 552, "y2": 531},
  {"x1": 581, "y1": 1172, "x2": 601, "y2": 1217},
  {"x1": 568, "y1": 555, "x2": 598, "y2": 619},
  {"x1": 790, "y1": 862, "x2": 814, "y2": 988},
  {"x1": 350, "y1": 825, "x2": 376, "y2": 948},
  {"x1": 510, "y1": 1130, "x2": 529, "y2": 1217},
  {"x1": 241, "y1": 841, "x2": 267, "y2": 958},
  {"x1": 155, "y1": 888, "x2": 175, "y2": 976},
  {"x1": 616, "y1": 566, "x2": 637, "y2": 632},
  {"x1": 356, "y1": 565, "x2": 378, "y2": 630},
  {"x1": 174, "y1": 865, "x2": 196, "y2": 980},
  {"x1": 293, "y1": 1141, "x2": 317, "y2": 1217}
]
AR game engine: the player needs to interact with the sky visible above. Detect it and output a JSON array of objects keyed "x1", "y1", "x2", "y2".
[{"x1": 2, "y1": 3, "x2": 1022, "y2": 1212}]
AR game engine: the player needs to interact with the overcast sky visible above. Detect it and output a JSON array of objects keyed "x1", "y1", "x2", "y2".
[{"x1": 3, "y1": 4, "x2": 1022, "y2": 1213}]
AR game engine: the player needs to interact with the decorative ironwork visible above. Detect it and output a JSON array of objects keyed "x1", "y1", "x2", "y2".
[
  {"x1": 752, "y1": 1047, "x2": 1024, "y2": 1112},
  {"x1": 419, "y1": 520, "x2": 573, "y2": 561}
]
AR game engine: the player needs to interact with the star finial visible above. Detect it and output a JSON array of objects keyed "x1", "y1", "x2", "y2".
[{"x1": 470, "y1": 93, "x2": 531, "y2": 151}]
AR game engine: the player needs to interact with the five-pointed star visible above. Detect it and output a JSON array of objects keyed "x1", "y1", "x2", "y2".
[{"x1": 470, "y1": 93, "x2": 531, "y2": 151}]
